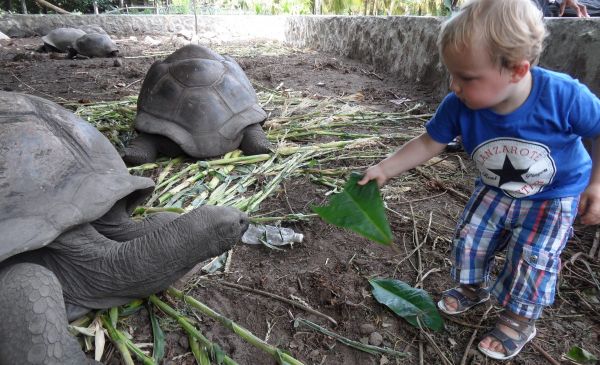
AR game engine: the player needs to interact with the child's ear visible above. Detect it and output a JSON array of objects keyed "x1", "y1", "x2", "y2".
[{"x1": 510, "y1": 60, "x2": 531, "y2": 83}]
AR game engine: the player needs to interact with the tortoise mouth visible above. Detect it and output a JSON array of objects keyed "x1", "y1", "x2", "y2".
[{"x1": 110, "y1": 50, "x2": 119, "y2": 58}]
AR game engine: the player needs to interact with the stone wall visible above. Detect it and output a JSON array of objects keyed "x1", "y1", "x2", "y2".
[
  {"x1": 1, "y1": 14, "x2": 598, "y2": 97},
  {"x1": 286, "y1": 16, "x2": 449, "y2": 97},
  {"x1": 0, "y1": 14, "x2": 287, "y2": 42},
  {"x1": 285, "y1": 16, "x2": 600, "y2": 98}
]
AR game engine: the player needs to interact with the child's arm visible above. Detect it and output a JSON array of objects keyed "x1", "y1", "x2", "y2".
[
  {"x1": 579, "y1": 135, "x2": 600, "y2": 225},
  {"x1": 358, "y1": 132, "x2": 447, "y2": 186}
]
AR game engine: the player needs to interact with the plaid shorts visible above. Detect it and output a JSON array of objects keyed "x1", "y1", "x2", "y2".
[{"x1": 450, "y1": 183, "x2": 578, "y2": 319}]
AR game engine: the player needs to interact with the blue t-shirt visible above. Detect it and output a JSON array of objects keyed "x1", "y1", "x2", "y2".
[{"x1": 426, "y1": 67, "x2": 600, "y2": 200}]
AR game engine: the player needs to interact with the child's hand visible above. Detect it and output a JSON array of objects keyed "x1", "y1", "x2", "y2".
[
  {"x1": 358, "y1": 164, "x2": 388, "y2": 187},
  {"x1": 578, "y1": 182, "x2": 600, "y2": 225}
]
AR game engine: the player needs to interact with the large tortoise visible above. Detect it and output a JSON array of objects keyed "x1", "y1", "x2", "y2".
[
  {"x1": 122, "y1": 44, "x2": 271, "y2": 165},
  {"x1": 0, "y1": 91, "x2": 249, "y2": 364}
]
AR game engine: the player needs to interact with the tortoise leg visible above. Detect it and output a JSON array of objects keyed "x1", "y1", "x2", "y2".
[
  {"x1": 0, "y1": 263, "x2": 100, "y2": 365},
  {"x1": 240, "y1": 123, "x2": 272, "y2": 155},
  {"x1": 122, "y1": 132, "x2": 182, "y2": 165},
  {"x1": 121, "y1": 132, "x2": 159, "y2": 165}
]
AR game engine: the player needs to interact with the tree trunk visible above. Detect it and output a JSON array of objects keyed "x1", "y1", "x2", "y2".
[
  {"x1": 4, "y1": 0, "x2": 13, "y2": 12},
  {"x1": 20, "y1": 0, "x2": 26, "y2": 13},
  {"x1": 388, "y1": 0, "x2": 395, "y2": 15},
  {"x1": 34, "y1": 0, "x2": 70, "y2": 13},
  {"x1": 93, "y1": 0, "x2": 98, "y2": 13}
]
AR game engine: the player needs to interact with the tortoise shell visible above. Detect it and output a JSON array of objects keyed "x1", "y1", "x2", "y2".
[
  {"x1": 134, "y1": 44, "x2": 267, "y2": 158},
  {"x1": 41, "y1": 27, "x2": 86, "y2": 52},
  {"x1": 0, "y1": 91, "x2": 154, "y2": 262}
]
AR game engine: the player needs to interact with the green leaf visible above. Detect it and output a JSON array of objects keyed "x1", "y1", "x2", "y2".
[
  {"x1": 210, "y1": 344, "x2": 225, "y2": 364},
  {"x1": 312, "y1": 172, "x2": 393, "y2": 245},
  {"x1": 147, "y1": 303, "x2": 165, "y2": 364},
  {"x1": 370, "y1": 278, "x2": 443, "y2": 332},
  {"x1": 565, "y1": 346, "x2": 599, "y2": 364}
]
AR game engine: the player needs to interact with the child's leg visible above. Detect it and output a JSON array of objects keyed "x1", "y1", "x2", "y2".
[
  {"x1": 479, "y1": 196, "x2": 578, "y2": 359},
  {"x1": 441, "y1": 184, "x2": 513, "y2": 313}
]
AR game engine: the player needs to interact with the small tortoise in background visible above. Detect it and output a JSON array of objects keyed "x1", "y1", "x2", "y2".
[
  {"x1": 39, "y1": 27, "x2": 86, "y2": 52},
  {"x1": 67, "y1": 32, "x2": 119, "y2": 58},
  {"x1": 122, "y1": 44, "x2": 271, "y2": 165},
  {"x1": 0, "y1": 91, "x2": 249, "y2": 364},
  {"x1": 38, "y1": 27, "x2": 118, "y2": 58}
]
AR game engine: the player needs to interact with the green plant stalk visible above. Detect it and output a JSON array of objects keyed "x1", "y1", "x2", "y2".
[
  {"x1": 189, "y1": 335, "x2": 211, "y2": 365},
  {"x1": 166, "y1": 287, "x2": 305, "y2": 365},
  {"x1": 155, "y1": 163, "x2": 199, "y2": 190},
  {"x1": 276, "y1": 138, "x2": 376, "y2": 155},
  {"x1": 148, "y1": 295, "x2": 239, "y2": 365},
  {"x1": 245, "y1": 153, "x2": 309, "y2": 213},
  {"x1": 198, "y1": 154, "x2": 271, "y2": 168},
  {"x1": 276, "y1": 130, "x2": 372, "y2": 140},
  {"x1": 249, "y1": 213, "x2": 318, "y2": 223},
  {"x1": 100, "y1": 315, "x2": 154, "y2": 365},
  {"x1": 157, "y1": 157, "x2": 184, "y2": 185},
  {"x1": 128, "y1": 162, "x2": 160, "y2": 172}
]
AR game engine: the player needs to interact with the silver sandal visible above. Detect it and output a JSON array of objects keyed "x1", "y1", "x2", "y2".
[
  {"x1": 477, "y1": 312, "x2": 537, "y2": 360},
  {"x1": 437, "y1": 285, "x2": 490, "y2": 315}
]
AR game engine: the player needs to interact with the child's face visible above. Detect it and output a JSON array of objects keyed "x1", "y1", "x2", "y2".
[{"x1": 442, "y1": 41, "x2": 515, "y2": 111}]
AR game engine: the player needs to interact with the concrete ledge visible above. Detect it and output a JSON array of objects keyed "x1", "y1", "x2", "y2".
[{"x1": 1, "y1": 14, "x2": 598, "y2": 97}]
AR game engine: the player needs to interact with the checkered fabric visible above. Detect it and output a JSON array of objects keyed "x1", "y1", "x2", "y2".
[{"x1": 450, "y1": 183, "x2": 578, "y2": 319}]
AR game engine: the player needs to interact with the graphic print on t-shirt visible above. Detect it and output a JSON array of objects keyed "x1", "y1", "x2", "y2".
[{"x1": 472, "y1": 138, "x2": 556, "y2": 198}]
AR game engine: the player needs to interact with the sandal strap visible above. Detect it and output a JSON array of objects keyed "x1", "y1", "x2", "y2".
[
  {"x1": 443, "y1": 288, "x2": 477, "y2": 306},
  {"x1": 483, "y1": 327, "x2": 519, "y2": 353},
  {"x1": 443, "y1": 286, "x2": 488, "y2": 304},
  {"x1": 497, "y1": 313, "x2": 535, "y2": 336}
]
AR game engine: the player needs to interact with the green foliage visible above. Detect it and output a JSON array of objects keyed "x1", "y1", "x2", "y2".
[
  {"x1": 313, "y1": 172, "x2": 393, "y2": 245},
  {"x1": 565, "y1": 346, "x2": 599, "y2": 364},
  {"x1": 370, "y1": 278, "x2": 443, "y2": 331}
]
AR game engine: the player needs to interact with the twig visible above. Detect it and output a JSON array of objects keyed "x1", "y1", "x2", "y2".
[
  {"x1": 208, "y1": 279, "x2": 338, "y2": 326},
  {"x1": 530, "y1": 342, "x2": 560, "y2": 365},
  {"x1": 125, "y1": 78, "x2": 142, "y2": 89},
  {"x1": 415, "y1": 167, "x2": 470, "y2": 202},
  {"x1": 419, "y1": 338, "x2": 424, "y2": 365},
  {"x1": 440, "y1": 313, "x2": 486, "y2": 329},
  {"x1": 401, "y1": 191, "x2": 447, "y2": 204},
  {"x1": 294, "y1": 318, "x2": 408, "y2": 358},
  {"x1": 10, "y1": 72, "x2": 68, "y2": 103},
  {"x1": 409, "y1": 204, "x2": 424, "y2": 288},
  {"x1": 590, "y1": 226, "x2": 600, "y2": 259},
  {"x1": 416, "y1": 317, "x2": 452, "y2": 365},
  {"x1": 459, "y1": 305, "x2": 492, "y2": 365}
]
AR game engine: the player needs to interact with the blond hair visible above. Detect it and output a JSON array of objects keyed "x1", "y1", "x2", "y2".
[{"x1": 438, "y1": 0, "x2": 547, "y2": 67}]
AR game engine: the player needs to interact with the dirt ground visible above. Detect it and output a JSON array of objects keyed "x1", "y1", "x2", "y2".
[{"x1": 1, "y1": 35, "x2": 599, "y2": 365}]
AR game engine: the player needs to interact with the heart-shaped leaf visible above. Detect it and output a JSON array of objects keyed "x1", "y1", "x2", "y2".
[
  {"x1": 312, "y1": 172, "x2": 393, "y2": 245},
  {"x1": 370, "y1": 278, "x2": 443, "y2": 332},
  {"x1": 565, "y1": 346, "x2": 598, "y2": 364}
]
